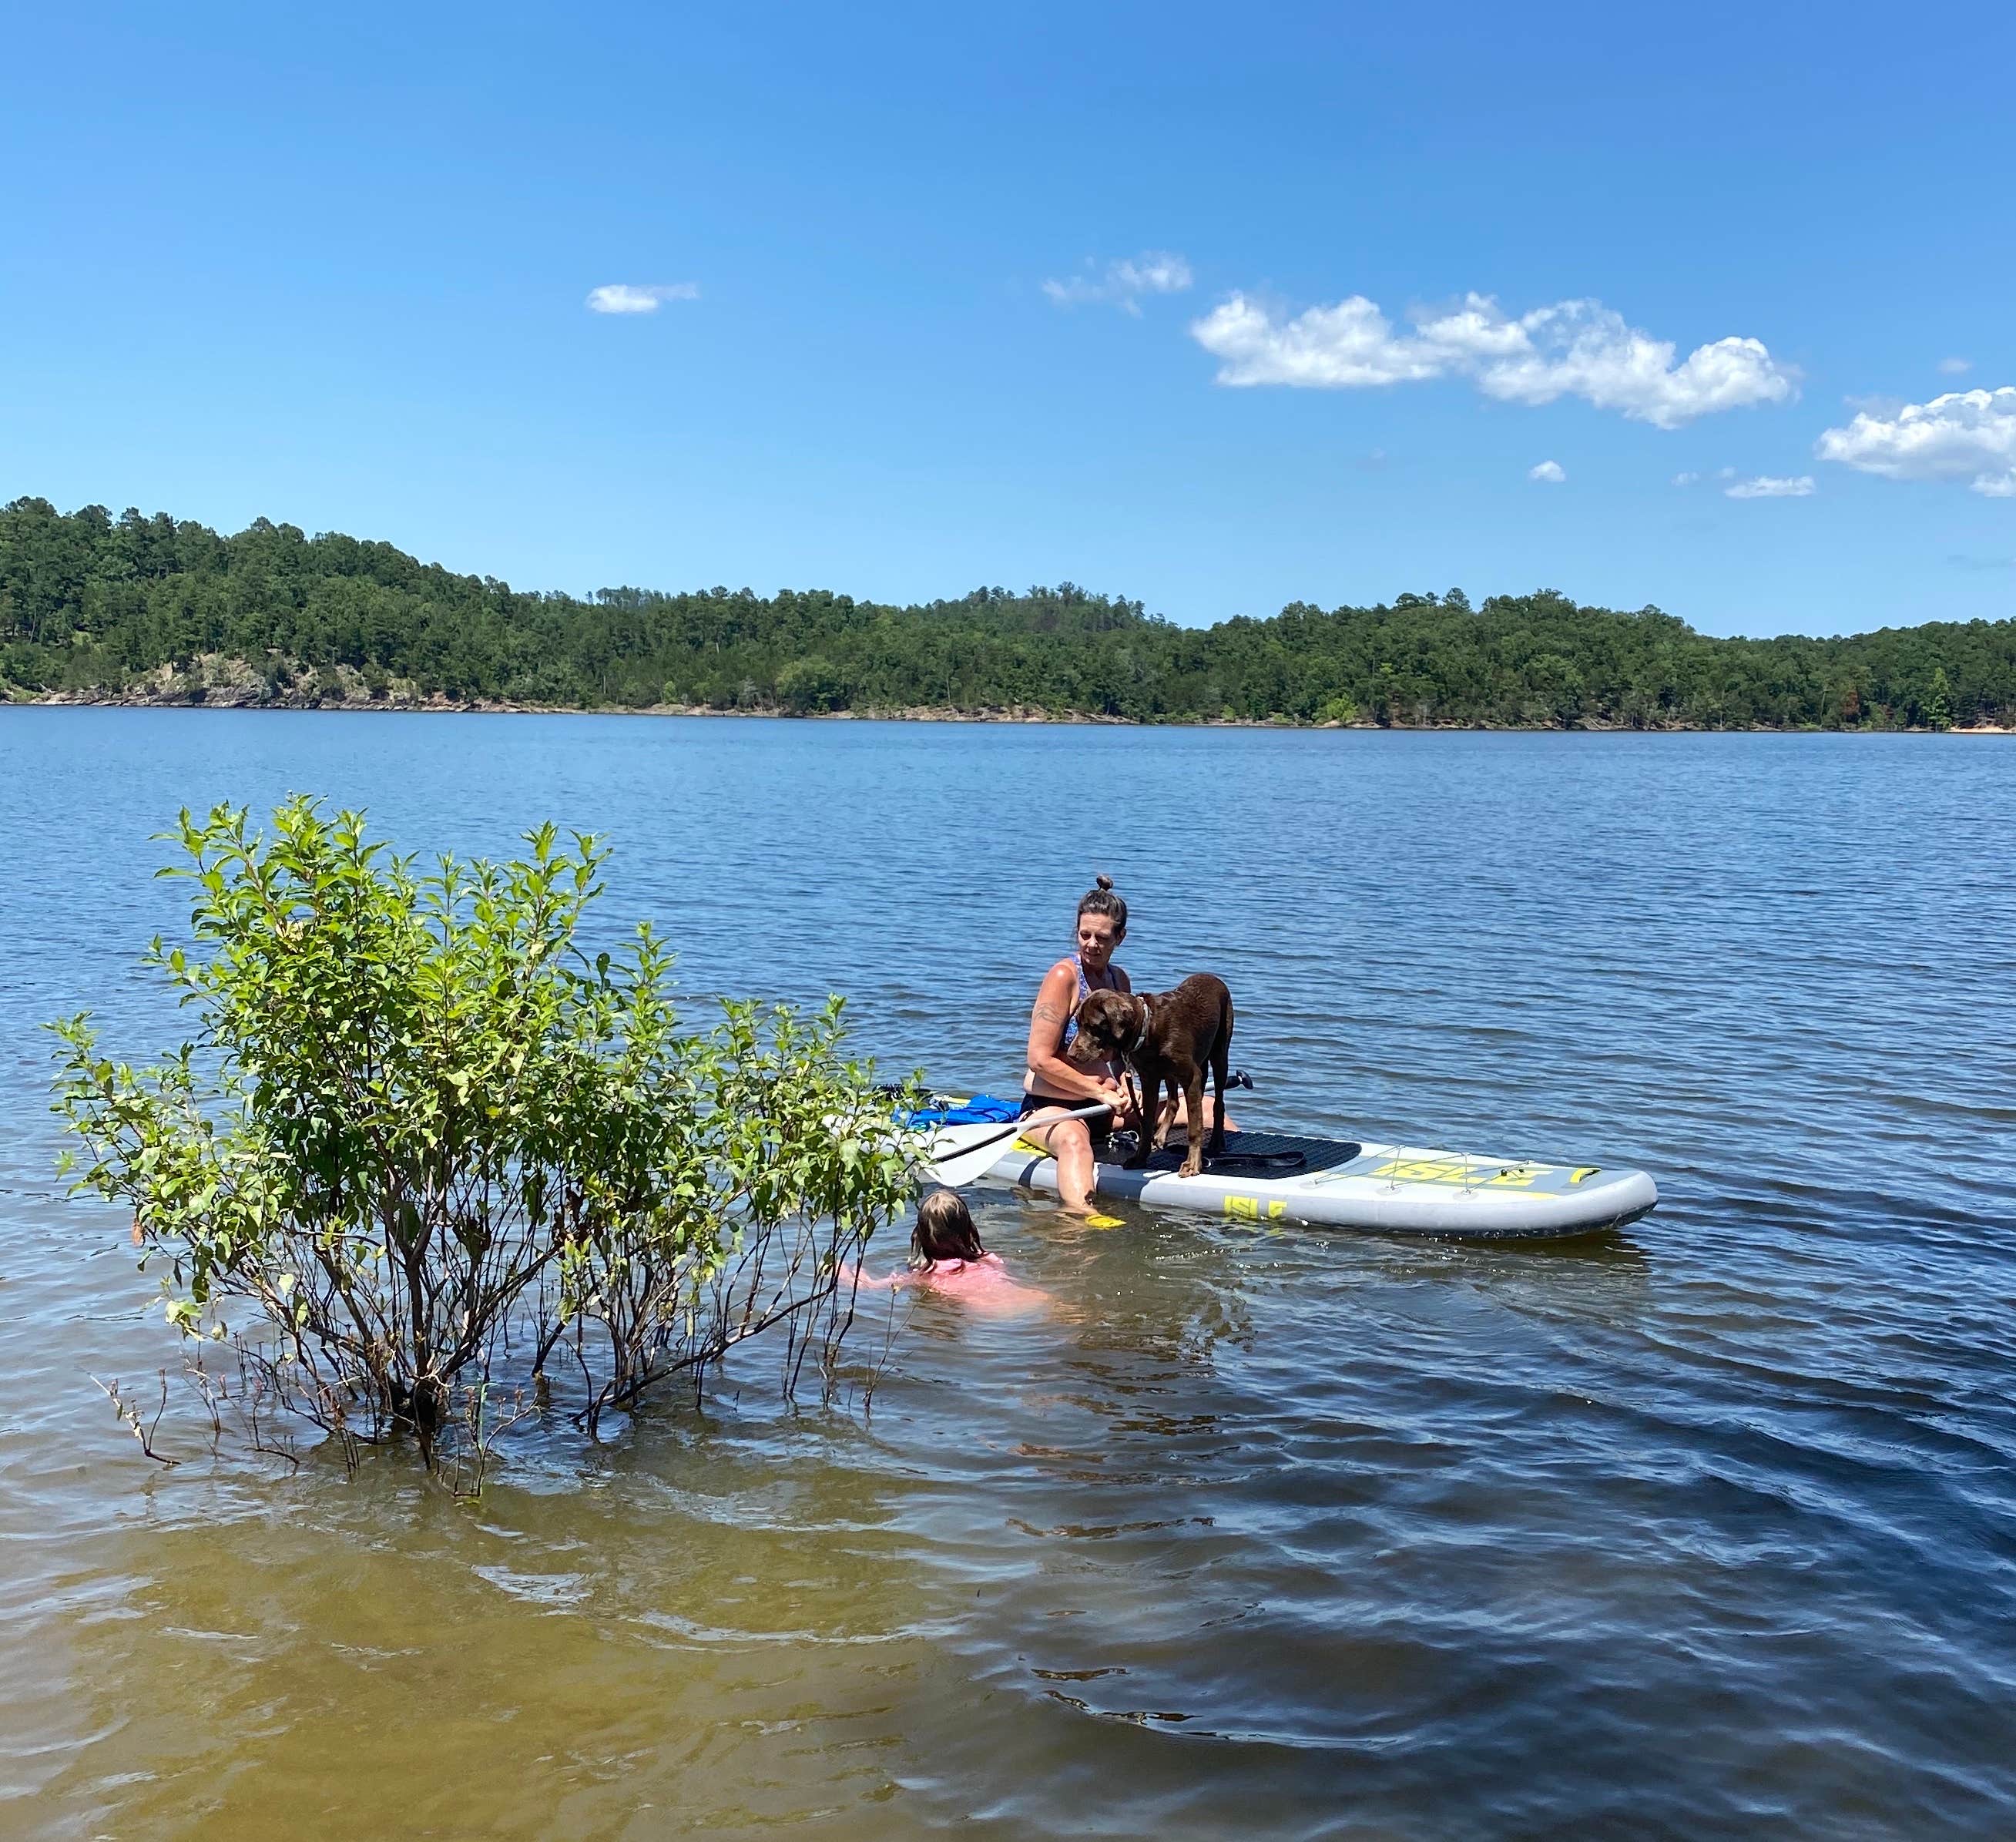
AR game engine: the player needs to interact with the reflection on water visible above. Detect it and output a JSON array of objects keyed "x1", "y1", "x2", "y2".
[{"x1": 3, "y1": 711, "x2": 2014, "y2": 1839}]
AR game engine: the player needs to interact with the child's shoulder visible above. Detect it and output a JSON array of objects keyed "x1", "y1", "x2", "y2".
[
  {"x1": 934, "y1": 1254, "x2": 1049, "y2": 1313},
  {"x1": 924, "y1": 1253, "x2": 1014, "y2": 1284}
]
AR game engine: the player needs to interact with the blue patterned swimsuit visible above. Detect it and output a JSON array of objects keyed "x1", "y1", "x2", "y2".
[{"x1": 1023, "y1": 954, "x2": 1122, "y2": 1126}]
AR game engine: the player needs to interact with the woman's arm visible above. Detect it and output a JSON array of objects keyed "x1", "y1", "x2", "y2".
[{"x1": 1025, "y1": 961, "x2": 1118, "y2": 1102}]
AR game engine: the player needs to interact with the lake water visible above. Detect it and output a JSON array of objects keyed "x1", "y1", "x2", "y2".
[{"x1": 2, "y1": 708, "x2": 2012, "y2": 1840}]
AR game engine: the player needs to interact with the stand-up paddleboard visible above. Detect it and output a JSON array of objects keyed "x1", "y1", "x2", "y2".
[{"x1": 915, "y1": 1098, "x2": 1656, "y2": 1241}]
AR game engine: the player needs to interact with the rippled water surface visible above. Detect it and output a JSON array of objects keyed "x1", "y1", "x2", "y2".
[{"x1": 2, "y1": 709, "x2": 2012, "y2": 1840}]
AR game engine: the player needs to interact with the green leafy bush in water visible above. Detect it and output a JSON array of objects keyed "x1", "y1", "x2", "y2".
[{"x1": 51, "y1": 798, "x2": 919, "y2": 1465}]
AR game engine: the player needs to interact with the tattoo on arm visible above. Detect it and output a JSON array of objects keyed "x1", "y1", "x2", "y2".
[{"x1": 1032, "y1": 1002, "x2": 1063, "y2": 1025}]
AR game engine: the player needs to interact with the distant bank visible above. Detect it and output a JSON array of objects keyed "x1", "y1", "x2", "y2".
[
  {"x1": 19, "y1": 679, "x2": 2007, "y2": 734},
  {"x1": 5, "y1": 495, "x2": 2013, "y2": 731}
]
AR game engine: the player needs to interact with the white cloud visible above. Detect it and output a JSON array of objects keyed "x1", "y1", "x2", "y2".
[
  {"x1": 1937, "y1": 357, "x2": 1972, "y2": 375},
  {"x1": 1724, "y1": 474, "x2": 1815, "y2": 498},
  {"x1": 1189, "y1": 290, "x2": 1796, "y2": 428},
  {"x1": 1191, "y1": 294, "x2": 1440, "y2": 386},
  {"x1": 1043, "y1": 251, "x2": 1193, "y2": 315},
  {"x1": 1528, "y1": 460, "x2": 1566, "y2": 483},
  {"x1": 586, "y1": 283, "x2": 700, "y2": 314},
  {"x1": 1672, "y1": 471, "x2": 1700, "y2": 486},
  {"x1": 1816, "y1": 387, "x2": 2016, "y2": 498}
]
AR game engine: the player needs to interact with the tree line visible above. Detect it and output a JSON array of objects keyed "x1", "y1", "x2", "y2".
[{"x1": 3, "y1": 495, "x2": 2009, "y2": 728}]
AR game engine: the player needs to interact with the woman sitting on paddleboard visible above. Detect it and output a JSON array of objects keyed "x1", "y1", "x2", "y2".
[{"x1": 1018, "y1": 874, "x2": 1139, "y2": 1213}]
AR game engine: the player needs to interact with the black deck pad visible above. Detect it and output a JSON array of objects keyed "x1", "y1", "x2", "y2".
[{"x1": 1117, "y1": 1130, "x2": 1364, "y2": 1177}]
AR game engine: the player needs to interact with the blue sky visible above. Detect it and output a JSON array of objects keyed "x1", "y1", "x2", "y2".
[{"x1": 3, "y1": 1, "x2": 2011, "y2": 636}]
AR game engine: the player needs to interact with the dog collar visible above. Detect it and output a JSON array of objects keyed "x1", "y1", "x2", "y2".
[{"x1": 1129, "y1": 995, "x2": 1152, "y2": 1055}]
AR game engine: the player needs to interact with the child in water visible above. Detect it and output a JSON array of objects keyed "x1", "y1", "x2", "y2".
[{"x1": 852, "y1": 1189, "x2": 1048, "y2": 1313}]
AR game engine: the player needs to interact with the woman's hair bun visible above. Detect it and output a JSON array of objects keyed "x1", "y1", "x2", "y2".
[
  {"x1": 1077, "y1": 874, "x2": 1126, "y2": 928},
  {"x1": 1095, "y1": 873, "x2": 1114, "y2": 891}
]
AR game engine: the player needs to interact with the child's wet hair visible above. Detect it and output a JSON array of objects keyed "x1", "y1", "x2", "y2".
[
  {"x1": 1076, "y1": 871, "x2": 1126, "y2": 935},
  {"x1": 912, "y1": 1187, "x2": 985, "y2": 1266}
]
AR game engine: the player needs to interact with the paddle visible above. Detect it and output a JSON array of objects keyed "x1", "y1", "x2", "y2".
[{"x1": 916, "y1": 1102, "x2": 1112, "y2": 1189}]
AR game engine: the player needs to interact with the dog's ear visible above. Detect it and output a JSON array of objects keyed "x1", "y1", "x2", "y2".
[
  {"x1": 1063, "y1": 994, "x2": 1105, "y2": 1062},
  {"x1": 1072, "y1": 991, "x2": 1122, "y2": 1055},
  {"x1": 1095, "y1": 991, "x2": 1129, "y2": 1042}
]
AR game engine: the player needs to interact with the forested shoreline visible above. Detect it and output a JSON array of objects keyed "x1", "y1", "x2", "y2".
[{"x1": 3, "y1": 496, "x2": 2011, "y2": 730}]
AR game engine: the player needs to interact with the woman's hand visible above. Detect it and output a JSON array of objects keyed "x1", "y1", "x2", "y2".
[{"x1": 1099, "y1": 1077, "x2": 1137, "y2": 1127}]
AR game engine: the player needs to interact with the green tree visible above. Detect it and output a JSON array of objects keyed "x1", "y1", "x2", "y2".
[
  {"x1": 52, "y1": 800, "x2": 919, "y2": 1468},
  {"x1": 1925, "y1": 665, "x2": 1952, "y2": 730},
  {"x1": 776, "y1": 654, "x2": 850, "y2": 713},
  {"x1": 6, "y1": 495, "x2": 2016, "y2": 730}
]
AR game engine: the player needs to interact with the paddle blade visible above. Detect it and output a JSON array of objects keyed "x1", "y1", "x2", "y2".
[
  {"x1": 917, "y1": 1119, "x2": 1029, "y2": 1189},
  {"x1": 913, "y1": 1102, "x2": 1105, "y2": 1188}
]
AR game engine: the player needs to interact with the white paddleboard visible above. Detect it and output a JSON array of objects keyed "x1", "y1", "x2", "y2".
[{"x1": 972, "y1": 1119, "x2": 1657, "y2": 1240}]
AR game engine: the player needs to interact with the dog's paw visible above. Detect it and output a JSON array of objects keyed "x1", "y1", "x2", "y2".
[{"x1": 1178, "y1": 1157, "x2": 1203, "y2": 1179}]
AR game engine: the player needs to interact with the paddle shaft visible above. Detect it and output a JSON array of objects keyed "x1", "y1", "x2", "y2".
[{"x1": 922, "y1": 1101, "x2": 1113, "y2": 1187}]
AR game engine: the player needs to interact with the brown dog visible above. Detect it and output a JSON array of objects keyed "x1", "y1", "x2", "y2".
[{"x1": 1067, "y1": 974, "x2": 1233, "y2": 1176}]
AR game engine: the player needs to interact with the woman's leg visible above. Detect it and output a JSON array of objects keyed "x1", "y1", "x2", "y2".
[
  {"x1": 1166, "y1": 1093, "x2": 1236, "y2": 1134},
  {"x1": 1018, "y1": 1112, "x2": 1099, "y2": 1213}
]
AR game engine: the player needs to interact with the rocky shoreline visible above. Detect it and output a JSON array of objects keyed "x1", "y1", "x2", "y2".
[
  {"x1": 17, "y1": 689, "x2": 1998, "y2": 734},
  {"x1": 6, "y1": 657, "x2": 1997, "y2": 733},
  {"x1": 22, "y1": 684, "x2": 1149, "y2": 725}
]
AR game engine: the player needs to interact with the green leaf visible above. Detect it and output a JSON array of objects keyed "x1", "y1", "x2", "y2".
[{"x1": 46, "y1": 794, "x2": 918, "y2": 1468}]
